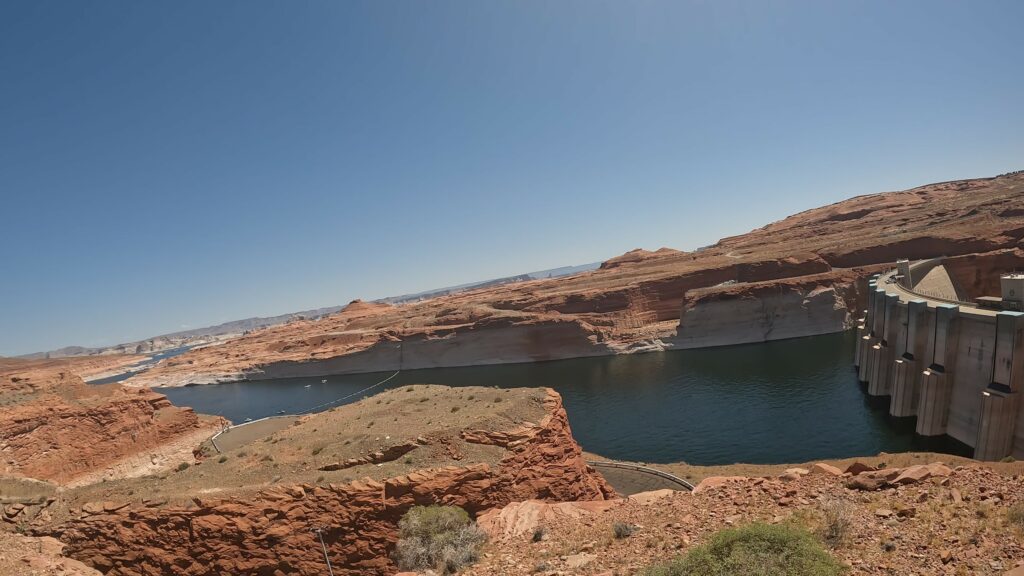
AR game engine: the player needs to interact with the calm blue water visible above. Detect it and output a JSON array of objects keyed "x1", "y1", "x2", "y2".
[
  {"x1": 158, "y1": 331, "x2": 970, "y2": 465},
  {"x1": 87, "y1": 346, "x2": 195, "y2": 385}
]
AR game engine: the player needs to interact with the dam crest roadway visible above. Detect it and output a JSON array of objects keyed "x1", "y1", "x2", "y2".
[{"x1": 855, "y1": 258, "x2": 1024, "y2": 461}]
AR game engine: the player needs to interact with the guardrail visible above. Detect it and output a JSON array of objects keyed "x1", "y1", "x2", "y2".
[
  {"x1": 209, "y1": 415, "x2": 296, "y2": 454},
  {"x1": 587, "y1": 460, "x2": 694, "y2": 491}
]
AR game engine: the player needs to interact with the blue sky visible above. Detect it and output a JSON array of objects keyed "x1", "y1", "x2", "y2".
[{"x1": 1, "y1": 1, "x2": 1022, "y2": 356}]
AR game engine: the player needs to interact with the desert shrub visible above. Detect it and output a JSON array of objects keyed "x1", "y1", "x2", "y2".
[
  {"x1": 392, "y1": 505, "x2": 487, "y2": 575},
  {"x1": 613, "y1": 522, "x2": 637, "y2": 539},
  {"x1": 1001, "y1": 456, "x2": 1016, "y2": 463},
  {"x1": 642, "y1": 522, "x2": 846, "y2": 576},
  {"x1": 818, "y1": 497, "x2": 853, "y2": 547},
  {"x1": 176, "y1": 462, "x2": 190, "y2": 472},
  {"x1": 218, "y1": 455, "x2": 228, "y2": 464},
  {"x1": 1008, "y1": 503, "x2": 1024, "y2": 528},
  {"x1": 532, "y1": 526, "x2": 547, "y2": 542},
  {"x1": 312, "y1": 446, "x2": 324, "y2": 456},
  {"x1": 451, "y1": 406, "x2": 460, "y2": 413}
]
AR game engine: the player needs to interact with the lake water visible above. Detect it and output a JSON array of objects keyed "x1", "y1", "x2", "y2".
[
  {"x1": 87, "y1": 346, "x2": 195, "y2": 385},
  {"x1": 158, "y1": 331, "x2": 971, "y2": 465}
]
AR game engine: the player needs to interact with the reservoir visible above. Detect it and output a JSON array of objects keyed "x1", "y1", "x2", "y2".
[{"x1": 158, "y1": 331, "x2": 969, "y2": 465}]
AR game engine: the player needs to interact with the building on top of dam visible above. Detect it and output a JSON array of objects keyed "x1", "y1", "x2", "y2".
[
  {"x1": 977, "y1": 272, "x2": 1024, "y2": 312},
  {"x1": 855, "y1": 258, "x2": 1024, "y2": 461}
]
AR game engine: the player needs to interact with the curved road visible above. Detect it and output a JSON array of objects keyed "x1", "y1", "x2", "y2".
[
  {"x1": 587, "y1": 461, "x2": 694, "y2": 494},
  {"x1": 881, "y1": 261, "x2": 996, "y2": 316}
]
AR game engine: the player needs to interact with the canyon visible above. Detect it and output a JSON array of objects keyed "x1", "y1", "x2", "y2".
[
  {"x1": 125, "y1": 173, "x2": 1024, "y2": 388},
  {"x1": 3, "y1": 172, "x2": 1024, "y2": 575},
  {"x1": 8, "y1": 386, "x2": 614, "y2": 575}
]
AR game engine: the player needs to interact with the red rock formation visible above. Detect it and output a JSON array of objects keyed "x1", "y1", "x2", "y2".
[
  {"x1": 52, "y1": 390, "x2": 614, "y2": 576},
  {"x1": 125, "y1": 172, "x2": 1024, "y2": 387},
  {"x1": 0, "y1": 360, "x2": 224, "y2": 485}
]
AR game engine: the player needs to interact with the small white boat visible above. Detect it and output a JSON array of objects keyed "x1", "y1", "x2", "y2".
[
  {"x1": 244, "y1": 417, "x2": 253, "y2": 422},
  {"x1": 321, "y1": 378, "x2": 327, "y2": 383},
  {"x1": 305, "y1": 384, "x2": 312, "y2": 388}
]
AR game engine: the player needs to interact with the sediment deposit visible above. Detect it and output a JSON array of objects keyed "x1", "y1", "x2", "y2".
[{"x1": 126, "y1": 173, "x2": 1024, "y2": 387}]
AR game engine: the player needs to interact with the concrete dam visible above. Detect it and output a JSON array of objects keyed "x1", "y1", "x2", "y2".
[{"x1": 855, "y1": 258, "x2": 1024, "y2": 461}]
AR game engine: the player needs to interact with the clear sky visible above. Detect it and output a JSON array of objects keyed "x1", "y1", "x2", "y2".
[{"x1": 1, "y1": 1, "x2": 1022, "y2": 356}]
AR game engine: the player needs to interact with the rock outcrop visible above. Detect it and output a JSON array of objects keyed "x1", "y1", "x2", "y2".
[
  {"x1": 0, "y1": 533, "x2": 101, "y2": 576},
  {"x1": 0, "y1": 359, "x2": 224, "y2": 485},
  {"x1": 49, "y1": 390, "x2": 614, "y2": 575},
  {"x1": 674, "y1": 269, "x2": 879, "y2": 348}
]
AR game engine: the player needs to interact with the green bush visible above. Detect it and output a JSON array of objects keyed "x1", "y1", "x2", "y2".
[
  {"x1": 613, "y1": 522, "x2": 637, "y2": 539},
  {"x1": 392, "y1": 505, "x2": 487, "y2": 575},
  {"x1": 642, "y1": 523, "x2": 846, "y2": 576}
]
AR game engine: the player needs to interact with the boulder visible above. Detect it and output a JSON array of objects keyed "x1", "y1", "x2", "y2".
[
  {"x1": 692, "y1": 476, "x2": 749, "y2": 494},
  {"x1": 892, "y1": 463, "x2": 952, "y2": 485},
  {"x1": 477, "y1": 499, "x2": 622, "y2": 541},
  {"x1": 810, "y1": 463, "x2": 844, "y2": 476},
  {"x1": 845, "y1": 461, "x2": 876, "y2": 475}
]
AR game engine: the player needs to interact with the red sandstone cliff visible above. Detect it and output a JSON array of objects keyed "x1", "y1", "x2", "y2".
[
  {"x1": 49, "y1": 390, "x2": 613, "y2": 576},
  {"x1": 0, "y1": 359, "x2": 224, "y2": 485},
  {"x1": 125, "y1": 172, "x2": 1024, "y2": 387}
]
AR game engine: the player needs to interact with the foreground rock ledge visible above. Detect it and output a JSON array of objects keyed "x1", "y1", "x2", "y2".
[{"x1": 49, "y1": 389, "x2": 614, "y2": 576}]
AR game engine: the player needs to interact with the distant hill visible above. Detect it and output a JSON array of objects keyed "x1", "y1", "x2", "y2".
[
  {"x1": 21, "y1": 261, "x2": 601, "y2": 359},
  {"x1": 376, "y1": 261, "x2": 600, "y2": 304}
]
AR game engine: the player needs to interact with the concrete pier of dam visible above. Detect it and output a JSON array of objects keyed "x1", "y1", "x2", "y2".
[{"x1": 854, "y1": 259, "x2": 1024, "y2": 461}]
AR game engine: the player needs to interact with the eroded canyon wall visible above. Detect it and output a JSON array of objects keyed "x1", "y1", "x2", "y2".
[
  {"x1": 52, "y1": 391, "x2": 614, "y2": 576},
  {"x1": 0, "y1": 362, "x2": 224, "y2": 485},
  {"x1": 673, "y1": 271, "x2": 875, "y2": 349}
]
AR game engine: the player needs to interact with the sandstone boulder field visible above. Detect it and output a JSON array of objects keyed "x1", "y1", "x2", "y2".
[{"x1": 126, "y1": 172, "x2": 1024, "y2": 388}]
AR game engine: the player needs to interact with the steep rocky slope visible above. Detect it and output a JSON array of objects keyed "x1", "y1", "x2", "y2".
[
  {"x1": 468, "y1": 461, "x2": 1024, "y2": 575},
  {"x1": 0, "y1": 358, "x2": 224, "y2": 486},
  {"x1": 15, "y1": 386, "x2": 612, "y2": 575},
  {"x1": 127, "y1": 172, "x2": 1024, "y2": 387}
]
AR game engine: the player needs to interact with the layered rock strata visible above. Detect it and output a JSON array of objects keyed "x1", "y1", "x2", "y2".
[
  {"x1": 0, "y1": 359, "x2": 224, "y2": 485},
  {"x1": 125, "y1": 173, "x2": 1024, "y2": 387},
  {"x1": 50, "y1": 390, "x2": 614, "y2": 575}
]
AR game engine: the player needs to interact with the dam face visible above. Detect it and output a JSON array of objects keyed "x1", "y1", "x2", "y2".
[{"x1": 854, "y1": 261, "x2": 1024, "y2": 461}]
